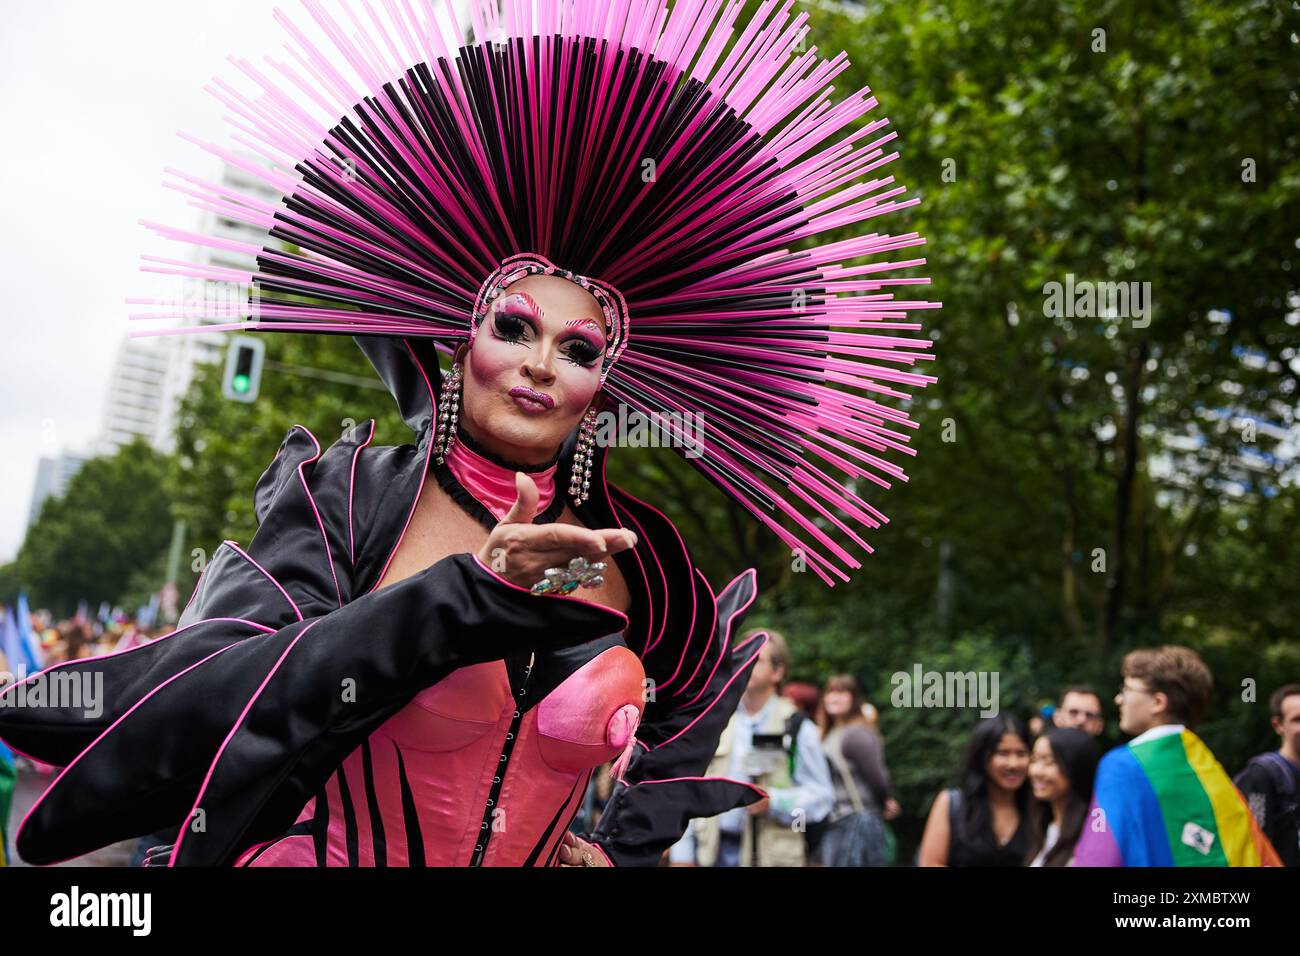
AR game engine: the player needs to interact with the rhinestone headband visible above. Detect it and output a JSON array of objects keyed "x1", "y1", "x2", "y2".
[{"x1": 470, "y1": 252, "x2": 630, "y2": 385}]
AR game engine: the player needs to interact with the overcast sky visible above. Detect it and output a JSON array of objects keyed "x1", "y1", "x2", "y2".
[{"x1": 0, "y1": 0, "x2": 470, "y2": 562}]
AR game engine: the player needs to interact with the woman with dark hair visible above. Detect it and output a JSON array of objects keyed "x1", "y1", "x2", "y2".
[
  {"x1": 816, "y1": 674, "x2": 899, "y2": 866},
  {"x1": 1025, "y1": 727, "x2": 1099, "y2": 866},
  {"x1": 918, "y1": 715, "x2": 1033, "y2": 866}
]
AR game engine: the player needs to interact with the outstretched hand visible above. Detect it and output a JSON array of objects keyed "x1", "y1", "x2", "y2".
[{"x1": 475, "y1": 472, "x2": 637, "y2": 590}]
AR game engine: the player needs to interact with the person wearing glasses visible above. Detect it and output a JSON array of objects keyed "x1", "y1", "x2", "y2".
[
  {"x1": 1073, "y1": 646, "x2": 1280, "y2": 866},
  {"x1": 1052, "y1": 685, "x2": 1106, "y2": 737}
]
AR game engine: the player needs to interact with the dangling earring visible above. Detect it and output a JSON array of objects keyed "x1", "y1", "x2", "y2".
[
  {"x1": 568, "y1": 406, "x2": 599, "y2": 506},
  {"x1": 434, "y1": 361, "x2": 463, "y2": 465}
]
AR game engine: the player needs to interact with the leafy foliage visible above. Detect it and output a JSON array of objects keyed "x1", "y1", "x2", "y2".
[{"x1": 14, "y1": 440, "x2": 173, "y2": 618}]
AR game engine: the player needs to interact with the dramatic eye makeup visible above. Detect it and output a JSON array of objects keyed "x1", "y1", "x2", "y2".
[
  {"x1": 491, "y1": 307, "x2": 535, "y2": 344},
  {"x1": 560, "y1": 319, "x2": 605, "y2": 367},
  {"x1": 489, "y1": 295, "x2": 606, "y2": 369}
]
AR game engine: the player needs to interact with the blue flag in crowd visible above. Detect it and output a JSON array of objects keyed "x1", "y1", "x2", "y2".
[
  {"x1": 2, "y1": 607, "x2": 36, "y2": 677},
  {"x1": 16, "y1": 594, "x2": 43, "y2": 672}
]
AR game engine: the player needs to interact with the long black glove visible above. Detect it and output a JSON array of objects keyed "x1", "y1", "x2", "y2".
[{"x1": 9, "y1": 552, "x2": 627, "y2": 866}]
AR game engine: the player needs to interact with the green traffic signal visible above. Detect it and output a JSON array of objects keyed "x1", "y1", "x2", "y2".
[{"x1": 223, "y1": 336, "x2": 265, "y2": 403}]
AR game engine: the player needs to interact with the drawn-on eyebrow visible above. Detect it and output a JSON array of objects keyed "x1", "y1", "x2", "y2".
[
  {"x1": 508, "y1": 291, "x2": 544, "y2": 318},
  {"x1": 564, "y1": 318, "x2": 607, "y2": 350},
  {"x1": 494, "y1": 292, "x2": 542, "y2": 332},
  {"x1": 498, "y1": 293, "x2": 605, "y2": 350}
]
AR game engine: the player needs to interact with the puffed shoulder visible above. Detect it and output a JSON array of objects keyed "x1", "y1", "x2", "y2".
[{"x1": 238, "y1": 417, "x2": 436, "y2": 615}]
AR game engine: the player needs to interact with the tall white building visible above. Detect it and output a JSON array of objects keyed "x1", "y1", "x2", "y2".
[
  {"x1": 94, "y1": 337, "x2": 177, "y2": 453},
  {"x1": 25, "y1": 452, "x2": 91, "y2": 531},
  {"x1": 95, "y1": 157, "x2": 283, "y2": 455}
]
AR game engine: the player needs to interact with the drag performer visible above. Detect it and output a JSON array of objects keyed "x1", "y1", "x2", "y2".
[{"x1": 0, "y1": 0, "x2": 936, "y2": 866}]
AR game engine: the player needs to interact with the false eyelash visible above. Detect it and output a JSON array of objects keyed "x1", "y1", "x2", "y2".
[
  {"x1": 493, "y1": 313, "x2": 531, "y2": 343},
  {"x1": 563, "y1": 341, "x2": 602, "y2": 367}
]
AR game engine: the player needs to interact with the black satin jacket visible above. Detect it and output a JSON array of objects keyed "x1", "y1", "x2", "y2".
[{"x1": 0, "y1": 335, "x2": 765, "y2": 866}]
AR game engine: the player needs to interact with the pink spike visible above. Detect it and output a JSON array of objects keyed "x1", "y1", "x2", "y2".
[{"x1": 129, "y1": 0, "x2": 941, "y2": 584}]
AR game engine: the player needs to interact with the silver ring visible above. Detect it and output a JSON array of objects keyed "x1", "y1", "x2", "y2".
[{"x1": 530, "y1": 556, "x2": 606, "y2": 596}]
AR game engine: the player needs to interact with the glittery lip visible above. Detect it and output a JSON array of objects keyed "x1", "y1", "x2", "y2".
[{"x1": 510, "y1": 385, "x2": 554, "y2": 411}]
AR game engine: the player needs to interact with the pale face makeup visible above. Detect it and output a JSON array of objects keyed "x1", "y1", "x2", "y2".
[{"x1": 458, "y1": 274, "x2": 608, "y2": 466}]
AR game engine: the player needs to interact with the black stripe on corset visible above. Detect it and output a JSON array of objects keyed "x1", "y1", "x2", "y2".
[
  {"x1": 551, "y1": 770, "x2": 595, "y2": 868},
  {"x1": 312, "y1": 786, "x2": 330, "y2": 867},
  {"x1": 393, "y1": 742, "x2": 426, "y2": 867},
  {"x1": 338, "y1": 763, "x2": 360, "y2": 866},
  {"x1": 525, "y1": 773, "x2": 584, "y2": 867},
  {"x1": 361, "y1": 739, "x2": 388, "y2": 867}
]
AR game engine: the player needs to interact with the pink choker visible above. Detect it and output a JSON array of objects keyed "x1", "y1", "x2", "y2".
[{"x1": 444, "y1": 434, "x2": 558, "y2": 521}]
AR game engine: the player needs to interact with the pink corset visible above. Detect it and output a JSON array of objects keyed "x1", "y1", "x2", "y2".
[{"x1": 240, "y1": 638, "x2": 646, "y2": 867}]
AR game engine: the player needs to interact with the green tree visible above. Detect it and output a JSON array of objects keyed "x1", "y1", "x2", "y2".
[
  {"x1": 15, "y1": 440, "x2": 174, "y2": 617},
  {"x1": 170, "y1": 332, "x2": 408, "y2": 590}
]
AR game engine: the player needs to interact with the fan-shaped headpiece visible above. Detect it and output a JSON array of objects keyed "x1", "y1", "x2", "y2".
[{"x1": 131, "y1": 0, "x2": 940, "y2": 586}]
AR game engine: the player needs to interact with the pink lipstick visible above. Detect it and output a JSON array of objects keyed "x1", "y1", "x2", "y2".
[{"x1": 510, "y1": 386, "x2": 554, "y2": 413}]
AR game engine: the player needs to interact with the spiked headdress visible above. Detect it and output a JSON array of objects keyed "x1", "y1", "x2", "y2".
[{"x1": 132, "y1": 0, "x2": 939, "y2": 585}]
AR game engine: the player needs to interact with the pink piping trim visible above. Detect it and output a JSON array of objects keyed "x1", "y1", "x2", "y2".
[
  {"x1": 234, "y1": 838, "x2": 276, "y2": 867},
  {"x1": 366, "y1": 340, "x2": 436, "y2": 594},
  {"x1": 589, "y1": 840, "x2": 614, "y2": 867},
  {"x1": 613, "y1": 775, "x2": 764, "y2": 806},
  {"x1": 169, "y1": 618, "x2": 323, "y2": 866},
  {"x1": 611, "y1": 484, "x2": 699, "y2": 675},
  {"x1": 291, "y1": 424, "x2": 343, "y2": 609},
  {"x1": 0, "y1": 616, "x2": 276, "y2": 706},
  {"x1": 613, "y1": 773, "x2": 768, "y2": 798},
  {"x1": 653, "y1": 627, "x2": 766, "y2": 752},
  {"x1": 673, "y1": 567, "x2": 750, "y2": 708},
  {"x1": 0, "y1": 736, "x2": 44, "y2": 767},
  {"x1": 222, "y1": 540, "x2": 303, "y2": 622},
  {"x1": 348, "y1": 419, "x2": 377, "y2": 565},
  {"x1": 181, "y1": 543, "x2": 215, "y2": 615},
  {"x1": 654, "y1": 586, "x2": 760, "y2": 741},
  {"x1": 15, "y1": 638, "x2": 249, "y2": 866},
  {"x1": 597, "y1": 449, "x2": 653, "y2": 654},
  {"x1": 671, "y1": 567, "x2": 722, "y2": 700},
  {"x1": 610, "y1": 498, "x2": 669, "y2": 660}
]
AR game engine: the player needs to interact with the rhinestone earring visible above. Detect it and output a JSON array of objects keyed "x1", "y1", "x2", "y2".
[
  {"x1": 434, "y1": 361, "x2": 463, "y2": 465},
  {"x1": 568, "y1": 406, "x2": 599, "y2": 506}
]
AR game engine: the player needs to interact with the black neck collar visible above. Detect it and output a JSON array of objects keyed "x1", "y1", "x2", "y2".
[
  {"x1": 453, "y1": 421, "x2": 563, "y2": 474},
  {"x1": 434, "y1": 426, "x2": 568, "y2": 531}
]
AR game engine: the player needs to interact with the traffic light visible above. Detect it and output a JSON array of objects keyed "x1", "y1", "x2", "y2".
[{"x1": 221, "y1": 335, "x2": 265, "y2": 403}]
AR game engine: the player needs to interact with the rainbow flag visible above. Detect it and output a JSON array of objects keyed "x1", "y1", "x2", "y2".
[{"x1": 1075, "y1": 727, "x2": 1281, "y2": 866}]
